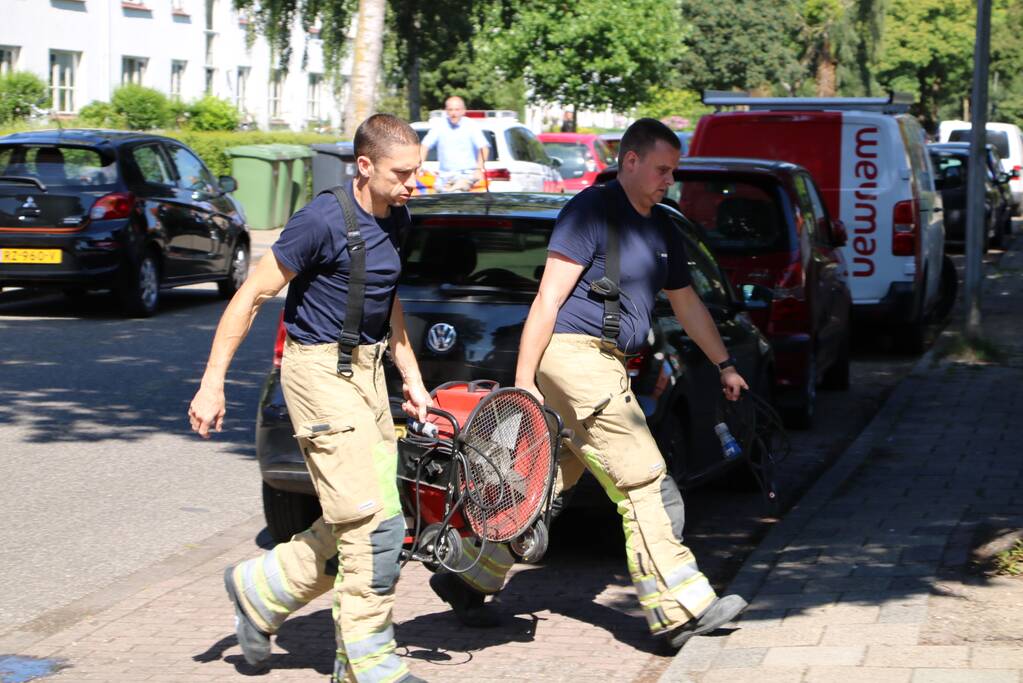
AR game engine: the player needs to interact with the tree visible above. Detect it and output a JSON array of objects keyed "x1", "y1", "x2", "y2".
[
  {"x1": 875, "y1": 0, "x2": 974, "y2": 129},
  {"x1": 343, "y1": 0, "x2": 387, "y2": 136},
  {"x1": 677, "y1": 0, "x2": 803, "y2": 95},
  {"x1": 989, "y1": 0, "x2": 1023, "y2": 126},
  {"x1": 488, "y1": 0, "x2": 686, "y2": 114}
]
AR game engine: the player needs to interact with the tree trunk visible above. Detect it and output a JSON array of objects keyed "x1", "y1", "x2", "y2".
[
  {"x1": 408, "y1": 35, "x2": 421, "y2": 122},
  {"x1": 815, "y1": 38, "x2": 837, "y2": 97},
  {"x1": 343, "y1": 0, "x2": 387, "y2": 137}
]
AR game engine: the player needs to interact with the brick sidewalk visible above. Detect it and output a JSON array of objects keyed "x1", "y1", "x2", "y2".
[{"x1": 660, "y1": 237, "x2": 1023, "y2": 682}]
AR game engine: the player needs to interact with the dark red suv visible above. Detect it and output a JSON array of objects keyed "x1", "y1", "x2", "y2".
[{"x1": 598, "y1": 158, "x2": 852, "y2": 427}]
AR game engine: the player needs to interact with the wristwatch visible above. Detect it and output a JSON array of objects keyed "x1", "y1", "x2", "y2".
[{"x1": 716, "y1": 356, "x2": 737, "y2": 372}]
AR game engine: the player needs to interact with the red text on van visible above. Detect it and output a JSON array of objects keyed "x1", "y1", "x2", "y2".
[{"x1": 851, "y1": 126, "x2": 878, "y2": 278}]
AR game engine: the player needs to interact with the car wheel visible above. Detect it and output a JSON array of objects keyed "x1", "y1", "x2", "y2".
[
  {"x1": 118, "y1": 251, "x2": 160, "y2": 317},
  {"x1": 821, "y1": 330, "x2": 850, "y2": 391},
  {"x1": 218, "y1": 241, "x2": 249, "y2": 299},
  {"x1": 262, "y1": 482, "x2": 322, "y2": 544},
  {"x1": 783, "y1": 352, "x2": 816, "y2": 430}
]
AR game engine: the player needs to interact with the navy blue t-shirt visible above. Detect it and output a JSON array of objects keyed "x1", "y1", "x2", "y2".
[
  {"x1": 549, "y1": 181, "x2": 691, "y2": 353},
  {"x1": 271, "y1": 182, "x2": 409, "y2": 345}
]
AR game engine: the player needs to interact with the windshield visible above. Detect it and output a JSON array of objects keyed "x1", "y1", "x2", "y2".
[
  {"x1": 542, "y1": 142, "x2": 595, "y2": 179},
  {"x1": 948, "y1": 129, "x2": 1011, "y2": 159},
  {"x1": 667, "y1": 174, "x2": 788, "y2": 253},
  {"x1": 402, "y1": 219, "x2": 551, "y2": 291},
  {"x1": 0, "y1": 144, "x2": 118, "y2": 190}
]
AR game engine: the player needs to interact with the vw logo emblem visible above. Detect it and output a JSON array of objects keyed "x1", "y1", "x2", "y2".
[{"x1": 426, "y1": 323, "x2": 457, "y2": 354}]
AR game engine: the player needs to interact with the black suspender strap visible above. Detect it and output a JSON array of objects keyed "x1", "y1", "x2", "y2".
[
  {"x1": 327, "y1": 186, "x2": 365, "y2": 377},
  {"x1": 589, "y1": 186, "x2": 621, "y2": 349}
]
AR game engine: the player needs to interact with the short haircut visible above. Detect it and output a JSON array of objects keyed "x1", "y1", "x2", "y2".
[
  {"x1": 618, "y1": 118, "x2": 681, "y2": 165},
  {"x1": 353, "y1": 113, "x2": 420, "y2": 163}
]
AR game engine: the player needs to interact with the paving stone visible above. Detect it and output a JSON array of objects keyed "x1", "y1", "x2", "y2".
[
  {"x1": 819, "y1": 623, "x2": 919, "y2": 646},
  {"x1": 723, "y1": 625, "x2": 823, "y2": 649},
  {"x1": 782, "y1": 604, "x2": 880, "y2": 627},
  {"x1": 910, "y1": 669, "x2": 1020, "y2": 683},
  {"x1": 760, "y1": 645, "x2": 864, "y2": 667},
  {"x1": 711, "y1": 647, "x2": 767, "y2": 669},
  {"x1": 972, "y1": 647, "x2": 1023, "y2": 669},
  {"x1": 877, "y1": 602, "x2": 929, "y2": 624},
  {"x1": 699, "y1": 668, "x2": 805, "y2": 683},
  {"x1": 864, "y1": 645, "x2": 970, "y2": 668},
  {"x1": 804, "y1": 666, "x2": 912, "y2": 683}
]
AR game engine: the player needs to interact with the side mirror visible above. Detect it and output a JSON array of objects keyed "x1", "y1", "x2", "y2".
[
  {"x1": 549, "y1": 156, "x2": 563, "y2": 168},
  {"x1": 997, "y1": 172, "x2": 1012, "y2": 185},
  {"x1": 831, "y1": 219, "x2": 848, "y2": 248},
  {"x1": 740, "y1": 283, "x2": 774, "y2": 312},
  {"x1": 219, "y1": 175, "x2": 238, "y2": 193}
]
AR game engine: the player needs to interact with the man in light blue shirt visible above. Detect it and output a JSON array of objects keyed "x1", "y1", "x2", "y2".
[{"x1": 421, "y1": 96, "x2": 490, "y2": 192}]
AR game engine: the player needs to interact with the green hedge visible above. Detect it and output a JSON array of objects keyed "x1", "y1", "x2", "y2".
[{"x1": 157, "y1": 131, "x2": 343, "y2": 177}]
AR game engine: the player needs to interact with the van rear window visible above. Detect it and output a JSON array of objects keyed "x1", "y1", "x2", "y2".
[
  {"x1": 667, "y1": 175, "x2": 788, "y2": 253},
  {"x1": 948, "y1": 129, "x2": 1010, "y2": 159}
]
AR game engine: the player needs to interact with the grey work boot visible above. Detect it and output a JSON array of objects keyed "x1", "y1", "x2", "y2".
[
  {"x1": 429, "y1": 571, "x2": 501, "y2": 628},
  {"x1": 223, "y1": 565, "x2": 272, "y2": 666},
  {"x1": 665, "y1": 594, "x2": 748, "y2": 650}
]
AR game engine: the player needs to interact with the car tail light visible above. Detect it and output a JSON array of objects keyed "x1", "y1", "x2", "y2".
[
  {"x1": 768, "y1": 260, "x2": 808, "y2": 333},
  {"x1": 89, "y1": 192, "x2": 135, "y2": 220},
  {"x1": 626, "y1": 347, "x2": 650, "y2": 378},
  {"x1": 1013, "y1": 165, "x2": 1021, "y2": 179},
  {"x1": 892, "y1": 199, "x2": 918, "y2": 256},
  {"x1": 273, "y1": 311, "x2": 286, "y2": 368},
  {"x1": 485, "y1": 168, "x2": 511, "y2": 181}
]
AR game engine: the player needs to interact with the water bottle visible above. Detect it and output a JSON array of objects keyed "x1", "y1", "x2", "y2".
[
  {"x1": 408, "y1": 419, "x2": 439, "y2": 438},
  {"x1": 714, "y1": 422, "x2": 742, "y2": 460}
]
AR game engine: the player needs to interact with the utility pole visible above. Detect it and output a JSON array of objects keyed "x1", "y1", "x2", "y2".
[{"x1": 965, "y1": 0, "x2": 991, "y2": 337}]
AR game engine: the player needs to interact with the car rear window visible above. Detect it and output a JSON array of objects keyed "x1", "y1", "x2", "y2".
[
  {"x1": 542, "y1": 142, "x2": 594, "y2": 179},
  {"x1": 667, "y1": 174, "x2": 788, "y2": 253},
  {"x1": 416, "y1": 128, "x2": 500, "y2": 162},
  {"x1": 0, "y1": 144, "x2": 117, "y2": 190},
  {"x1": 402, "y1": 218, "x2": 551, "y2": 291},
  {"x1": 930, "y1": 153, "x2": 967, "y2": 190},
  {"x1": 949, "y1": 129, "x2": 1011, "y2": 159}
]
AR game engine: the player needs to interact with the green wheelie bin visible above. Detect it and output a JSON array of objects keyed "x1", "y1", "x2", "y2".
[{"x1": 225, "y1": 144, "x2": 290, "y2": 229}]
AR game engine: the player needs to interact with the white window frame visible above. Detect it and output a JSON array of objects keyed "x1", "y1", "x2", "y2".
[
  {"x1": 307, "y1": 73, "x2": 322, "y2": 121},
  {"x1": 235, "y1": 66, "x2": 250, "y2": 111},
  {"x1": 49, "y1": 50, "x2": 78, "y2": 114},
  {"x1": 170, "y1": 60, "x2": 186, "y2": 101},
  {"x1": 122, "y1": 56, "x2": 148, "y2": 86},
  {"x1": 269, "y1": 69, "x2": 284, "y2": 120},
  {"x1": 0, "y1": 46, "x2": 18, "y2": 77}
]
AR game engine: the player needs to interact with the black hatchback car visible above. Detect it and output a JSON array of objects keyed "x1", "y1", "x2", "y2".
[
  {"x1": 928, "y1": 142, "x2": 1014, "y2": 250},
  {"x1": 0, "y1": 129, "x2": 250, "y2": 316},
  {"x1": 255, "y1": 192, "x2": 775, "y2": 543}
]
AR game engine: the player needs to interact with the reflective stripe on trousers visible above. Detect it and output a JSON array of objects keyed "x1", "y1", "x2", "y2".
[{"x1": 451, "y1": 537, "x2": 515, "y2": 595}]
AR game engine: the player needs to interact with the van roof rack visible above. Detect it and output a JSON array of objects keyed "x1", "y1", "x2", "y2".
[
  {"x1": 429, "y1": 109, "x2": 518, "y2": 119},
  {"x1": 701, "y1": 90, "x2": 914, "y2": 114}
]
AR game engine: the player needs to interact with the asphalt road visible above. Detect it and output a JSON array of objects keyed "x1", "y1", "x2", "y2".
[{"x1": 0, "y1": 268, "x2": 937, "y2": 643}]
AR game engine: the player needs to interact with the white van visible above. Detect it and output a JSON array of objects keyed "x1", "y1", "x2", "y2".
[
  {"x1": 413, "y1": 112, "x2": 564, "y2": 193},
  {"x1": 939, "y1": 120, "x2": 1023, "y2": 214},
  {"x1": 691, "y1": 93, "x2": 947, "y2": 351}
]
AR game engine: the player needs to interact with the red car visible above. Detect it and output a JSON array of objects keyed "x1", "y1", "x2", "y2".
[
  {"x1": 538, "y1": 133, "x2": 615, "y2": 193},
  {"x1": 597, "y1": 158, "x2": 853, "y2": 428}
]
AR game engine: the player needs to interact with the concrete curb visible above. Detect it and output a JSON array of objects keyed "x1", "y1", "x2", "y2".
[{"x1": 657, "y1": 327, "x2": 953, "y2": 682}]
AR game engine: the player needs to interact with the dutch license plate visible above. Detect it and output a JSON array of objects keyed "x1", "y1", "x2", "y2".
[{"x1": 0, "y1": 248, "x2": 62, "y2": 264}]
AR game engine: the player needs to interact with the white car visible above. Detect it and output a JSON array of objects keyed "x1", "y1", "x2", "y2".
[
  {"x1": 413, "y1": 112, "x2": 565, "y2": 193},
  {"x1": 939, "y1": 120, "x2": 1023, "y2": 214}
]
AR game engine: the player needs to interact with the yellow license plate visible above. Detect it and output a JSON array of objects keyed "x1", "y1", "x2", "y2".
[
  {"x1": 394, "y1": 424, "x2": 407, "y2": 439},
  {"x1": 1, "y1": 248, "x2": 62, "y2": 264}
]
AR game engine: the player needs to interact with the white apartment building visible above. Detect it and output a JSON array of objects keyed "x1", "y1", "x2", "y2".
[{"x1": 0, "y1": 0, "x2": 352, "y2": 131}]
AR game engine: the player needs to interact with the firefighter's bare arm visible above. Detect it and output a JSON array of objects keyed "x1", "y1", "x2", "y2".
[
  {"x1": 188, "y1": 252, "x2": 295, "y2": 438},
  {"x1": 665, "y1": 285, "x2": 748, "y2": 401},
  {"x1": 515, "y1": 252, "x2": 586, "y2": 401},
  {"x1": 389, "y1": 294, "x2": 432, "y2": 422}
]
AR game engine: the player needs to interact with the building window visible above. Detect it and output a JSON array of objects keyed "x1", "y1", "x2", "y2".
[
  {"x1": 49, "y1": 51, "x2": 78, "y2": 113},
  {"x1": 204, "y1": 67, "x2": 215, "y2": 95},
  {"x1": 205, "y1": 0, "x2": 214, "y2": 30},
  {"x1": 204, "y1": 33, "x2": 215, "y2": 67},
  {"x1": 0, "y1": 47, "x2": 17, "y2": 76},
  {"x1": 307, "y1": 73, "x2": 322, "y2": 121},
  {"x1": 122, "y1": 56, "x2": 147, "y2": 86},
  {"x1": 171, "y1": 0, "x2": 187, "y2": 13},
  {"x1": 235, "y1": 66, "x2": 249, "y2": 110},
  {"x1": 170, "y1": 60, "x2": 186, "y2": 100},
  {"x1": 269, "y1": 69, "x2": 284, "y2": 120}
]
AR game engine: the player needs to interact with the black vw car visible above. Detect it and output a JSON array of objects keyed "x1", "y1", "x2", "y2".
[
  {"x1": 0, "y1": 129, "x2": 250, "y2": 316},
  {"x1": 256, "y1": 193, "x2": 775, "y2": 542}
]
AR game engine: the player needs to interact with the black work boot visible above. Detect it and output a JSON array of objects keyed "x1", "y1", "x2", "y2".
[
  {"x1": 664, "y1": 594, "x2": 748, "y2": 650},
  {"x1": 429, "y1": 571, "x2": 501, "y2": 628},
  {"x1": 223, "y1": 565, "x2": 272, "y2": 666}
]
